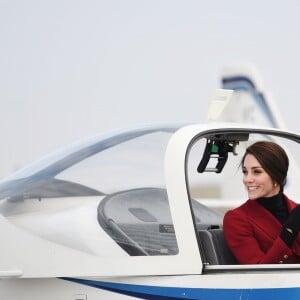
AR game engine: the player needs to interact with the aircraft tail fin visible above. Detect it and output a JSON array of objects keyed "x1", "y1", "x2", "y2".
[{"x1": 213, "y1": 66, "x2": 286, "y2": 129}]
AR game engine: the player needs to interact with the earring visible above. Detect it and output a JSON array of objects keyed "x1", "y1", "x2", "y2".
[{"x1": 274, "y1": 183, "x2": 277, "y2": 187}]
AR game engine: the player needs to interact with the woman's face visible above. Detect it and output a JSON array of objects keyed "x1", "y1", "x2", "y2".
[{"x1": 242, "y1": 154, "x2": 280, "y2": 199}]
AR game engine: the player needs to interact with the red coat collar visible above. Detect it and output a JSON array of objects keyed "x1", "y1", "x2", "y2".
[{"x1": 244, "y1": 195, "x2": 300, "y2": 254}]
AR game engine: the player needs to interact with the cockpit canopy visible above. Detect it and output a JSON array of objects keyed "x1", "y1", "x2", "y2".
[
  {"x1": 0, "y1": 123, "x2": 299, "y2": 263},
  {"x1": 0, "y1": 124, "x2": 186, "y2": 201}
]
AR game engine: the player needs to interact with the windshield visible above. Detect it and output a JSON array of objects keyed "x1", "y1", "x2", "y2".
[{"x1": 0, "y1": 124, "x2": 184, "y2": 201}]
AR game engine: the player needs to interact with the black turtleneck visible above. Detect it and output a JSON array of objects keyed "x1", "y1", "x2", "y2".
[
  {"x1": 256, "y1": 192, "x2": 288, "y2": 224},
  {"x1": 257, "y1": 193, "x2": 297, "y2": 248}
]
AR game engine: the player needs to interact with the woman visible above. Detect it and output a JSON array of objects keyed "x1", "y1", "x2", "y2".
[{"x1": 223, "y1": 141, "x2": 300, "y2": 264}]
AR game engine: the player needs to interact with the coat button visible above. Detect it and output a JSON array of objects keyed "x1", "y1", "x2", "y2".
[
  {"x1": 283, "y1": 254, "x2": 289, "y2": 260},
  {"x1": 279, "y1": 261, "x2": 283, "y2": 264}
]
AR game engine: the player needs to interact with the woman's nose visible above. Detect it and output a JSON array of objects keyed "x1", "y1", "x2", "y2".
[{"x1": 244, "y1": 173, "x2": 254, "y2": 183}]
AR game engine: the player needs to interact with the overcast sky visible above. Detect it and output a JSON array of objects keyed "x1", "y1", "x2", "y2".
[{"x1": 1, "y1": 1, "x2": 300, "y2": 179}]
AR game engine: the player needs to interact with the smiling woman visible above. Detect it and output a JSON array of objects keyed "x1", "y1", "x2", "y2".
[
  {"x1": 242, "y1": 141, "x2": 288, "y2": 199},
  {"x1": 224, "y1": 141, "x2": 300, "y2": 264}
]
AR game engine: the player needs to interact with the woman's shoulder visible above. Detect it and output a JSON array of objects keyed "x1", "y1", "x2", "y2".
[
  {"x1": 282, "y1": 193, "x2": 299, "y2": 212},
  {"x1": 223, "y1": 200, "x2": 254, "y2": 229},
  {"x1": 226, "y1": 199, "x2": 252, "y2": 213},
  {"x1": 224, "y1": 200, "x2": 255, "y2": 220},
  {"x1": 283, "y1": 193, "x2": 298, "y2": 206}
]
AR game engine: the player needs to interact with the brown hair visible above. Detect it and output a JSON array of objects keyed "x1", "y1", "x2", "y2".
[{"x1": 241, "y1": 141, "x2": 289, "y2": 190}]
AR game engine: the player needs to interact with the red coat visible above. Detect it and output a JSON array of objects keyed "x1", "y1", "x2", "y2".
[{"x1": 223, "y1": 194, "x2": 300, "y2": 264}]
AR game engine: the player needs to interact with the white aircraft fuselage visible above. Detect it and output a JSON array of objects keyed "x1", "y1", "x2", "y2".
[{"x1": 1, "y1": 70, "x2": 300, "y2": 299}]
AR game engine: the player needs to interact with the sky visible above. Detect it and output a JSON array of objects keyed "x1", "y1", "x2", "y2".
[{"x1": 1, "y1": 0, "x2": 300, "y2": 179}]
